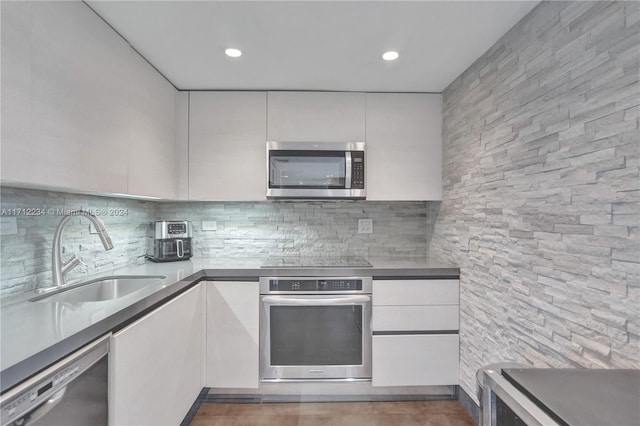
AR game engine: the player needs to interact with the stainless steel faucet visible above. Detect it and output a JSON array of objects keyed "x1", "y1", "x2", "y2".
[{"x1": 50, "y1": 209, "x2": 114, "y2": 289}]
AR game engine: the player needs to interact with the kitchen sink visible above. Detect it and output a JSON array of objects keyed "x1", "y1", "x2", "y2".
[{"x1": 29, "y1": 275, "x2": 167, "y2": 303}]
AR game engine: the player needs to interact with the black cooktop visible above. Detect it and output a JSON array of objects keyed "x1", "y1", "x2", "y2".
[
  {"x1": 261, "y1": 256, "x2": 373, "y2": 268},
  {"x1": 502, "y1": 368, "x2": 640, "y2": 426}
]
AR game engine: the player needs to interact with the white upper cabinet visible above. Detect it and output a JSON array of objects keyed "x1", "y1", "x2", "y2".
[
  {"x1": 267, "y1": 91, "x2": 365, "y2": 142},
  {"x1": 0, "y1": 1, "x2": 178, "y2": 198},
  {"x1": 175, "y1": 92, "x2": 190, "y2": 200},
  {"x1": 189, "y1": 91, "x2": 267, "y2": 201},
  {"x1": 366, "y1": 93, "x2": 442, "y2": 201},
  {"x1": 126, "y1": 53, "x2": 178, "y2": 199},
  {"x1": 1, "y1": 2, "x2": 441, "y2": 202},
  {"x1": 1, "y1": 2, "x2": 34, "y2": 186},
  {"x1": 2, "y1": 1, "x2": 130, "y2": 193}
]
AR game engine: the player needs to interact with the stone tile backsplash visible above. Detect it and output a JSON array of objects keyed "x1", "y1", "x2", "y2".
[
  {"x1": 0, "y1": 188, "x2": 429, "y2": 298},
  {"x1": 156, "y1": 201, "x2": 428, "y2": 259},
  {"x1": 430, "y1": 1, "x2": 639, "y2": 403},
  {"x1": 0, "y1": 187, "x2": 157, "y2": 297}
]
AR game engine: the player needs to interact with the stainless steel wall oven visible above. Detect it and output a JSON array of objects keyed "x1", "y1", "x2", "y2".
[{"x1": 259, "y1": 276, "x2": 372, "y2": 381}]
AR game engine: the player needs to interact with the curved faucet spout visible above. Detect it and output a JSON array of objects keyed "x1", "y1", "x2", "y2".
[{"x1": 50, "y1": 209, "x2": 114, "y2": 289}]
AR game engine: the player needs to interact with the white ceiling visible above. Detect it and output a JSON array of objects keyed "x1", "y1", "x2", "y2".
[{"x1": 87, "y1": 1, "x2": 539, "y2": 92}]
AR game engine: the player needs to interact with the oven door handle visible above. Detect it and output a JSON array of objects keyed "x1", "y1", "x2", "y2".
[{"x1": 261, "y1": 295, "x2": 371, "y2": 305}]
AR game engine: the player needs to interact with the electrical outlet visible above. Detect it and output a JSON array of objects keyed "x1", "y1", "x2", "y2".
[
  {"x1": 358, "y1": 218, "x2": 373, "y2": 234},
  {"x1": 202, "y1": 220, "x2": 217, "y2": 231}
]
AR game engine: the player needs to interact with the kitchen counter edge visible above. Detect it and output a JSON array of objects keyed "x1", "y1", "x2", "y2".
[{"x1": 1, "y1": 263, "x2": 459, "y2": 393}]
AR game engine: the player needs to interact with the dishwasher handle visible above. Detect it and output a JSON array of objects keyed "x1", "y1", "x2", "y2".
[{"x1": 13, "y1": 387, "x2": 66, "y2": 426}]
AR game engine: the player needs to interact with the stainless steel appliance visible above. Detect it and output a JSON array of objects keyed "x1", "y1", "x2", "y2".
[
  {"x1": 147, "y1": 220, "x2": 193, "y2": 262},
  {"x1": 480, "y1": 367, "x2": 640, "y2": 426},
  {"x1": 266, "y1": 141, "x2": 366, "y2": 199},
  {"x1": 260, "y1": 276, "x2": 372, "y2": 381},
  {"x1": 0, "y1": 335, "x2": 109, "y2": 426}
]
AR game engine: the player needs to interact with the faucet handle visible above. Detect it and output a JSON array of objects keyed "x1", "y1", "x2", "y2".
[{"x1": 61, "y1": 255, "x2": 85, "y2": 275}]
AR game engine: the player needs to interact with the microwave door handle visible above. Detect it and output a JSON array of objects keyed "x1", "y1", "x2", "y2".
[
  {"x1": 269, "y1": 157, "x2": 275, "y2": 188},
  {"x1": 345, "y1": 151, "x2": 352, "y2": 189}
]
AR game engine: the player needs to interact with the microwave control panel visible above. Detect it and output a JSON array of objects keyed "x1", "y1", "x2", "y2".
[{"x1": 350, "y1": 151, "x2": 365, "y2": 189}]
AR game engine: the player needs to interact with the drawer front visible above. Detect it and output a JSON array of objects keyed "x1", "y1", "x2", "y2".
[
  {"x1": 373, "y1": 280, "x2": 459, "y2": 306},
  {"x1": 372, "y1": 334, "x2": 459, "y2": 387},
  {"x1": 372, "y1": 305, "x2": 459, "y2": 331}
]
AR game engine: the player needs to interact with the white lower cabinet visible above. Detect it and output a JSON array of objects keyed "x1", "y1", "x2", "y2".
[
  {"x1": 371, "y1": 278, "x2": 460, "y2": 387},
  {"x1": 372, "y1": 305, "x2": 460, "y2": 331},
  {"x1": 372, "y1": 334, "x2": 459, "y2": 387},
  {"x1": 109, "y1": 284, "x2": 205, "y2": 426},
  {"x1": 206, "y1": 281, "x2": 259, "y2": 388}
]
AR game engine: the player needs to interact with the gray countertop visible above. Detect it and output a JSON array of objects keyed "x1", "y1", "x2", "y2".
[
  {"x1": 0, "y1": 256, "x2": 458, "y2": 393},
  {"x1": 503, "y1": 368, "x2": 640, "y2": 426}
]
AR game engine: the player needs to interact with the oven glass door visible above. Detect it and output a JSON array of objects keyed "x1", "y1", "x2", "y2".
[
  {"x1": 269, "y1": 151, "x2": 347, "y2": 189},
  {"x1": 260, "y1": 295, "x2": 372, "y2": 380}
]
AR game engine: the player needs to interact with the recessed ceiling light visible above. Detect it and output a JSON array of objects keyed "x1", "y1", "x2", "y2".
[
  {"x1": 225, "y1": 48, "x2": 242, "y2": 58},
  {"x1": 382, "y1": 51, "x2": 399, "y2": 61}
]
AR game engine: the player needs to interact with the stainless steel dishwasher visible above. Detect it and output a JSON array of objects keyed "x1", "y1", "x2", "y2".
[{"x1": 0, "y1": 335, "x2": 109, "y2": 426}]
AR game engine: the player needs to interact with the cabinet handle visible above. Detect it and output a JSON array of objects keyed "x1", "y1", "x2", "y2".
[{"x1": 372, "y1": 330, "x2": 459, "y2": 336}]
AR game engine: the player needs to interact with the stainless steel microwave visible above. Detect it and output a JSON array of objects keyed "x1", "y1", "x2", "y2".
[{"x1": 266, "y1": 141, "x2": 366, "y2": 199}]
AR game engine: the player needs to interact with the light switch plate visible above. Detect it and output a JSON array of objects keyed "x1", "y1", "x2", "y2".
[
  {"x1": 202, "y1": 220, "x2": 217, "y2": 231},
  {"x1": 358, "y1": 218, "x2": 373, "y2": 234}
]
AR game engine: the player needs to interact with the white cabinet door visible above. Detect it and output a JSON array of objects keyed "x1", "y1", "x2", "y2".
[
  {"x1": 372, "y1": 305, "x2": 460, "y2": 331},
  {"x1": 206, "y1": 281, "x2": 259, "y2": 388},
  {"x1": 1, "y1": 1, "x2": 180, "y2": 199},
  {"x1": 267, "y1": 91, "x2": 365, "y2": 142},
  {"x1": 373, "y1": 279, "x2": 459, "y2": 306},
  {"x1": 126, "y1": 52, "x2": 178, "y2": 199},
  {"x1": 372, "y1": 334, "x2": 459, "y2": 387},
  {"x1": 110, "y1": 285, "x2": 205, "y2": 426},
  {"x1": 189, "y1": 92, "x2": 267, "y2": 201},
  {"x1": 1, "y1": 1, "x2": 130, "y2": 194},
  {"x1": 1, "y1": 1, "x2": 32, "y2": 182},
  {"x1": 366, "y1": 93, "x2": 442, "y2": 201},
  {"x1": 175, "y1": 92, "x2": 190, "y2": 200}
]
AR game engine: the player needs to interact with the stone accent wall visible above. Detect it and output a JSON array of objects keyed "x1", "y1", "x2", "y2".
[
  {"x1": 0, "y1": 187, "x2": 157, "y2": 297},
  {"x1": 0, "y1": 188, "x2": 429, "y2": 297},
  {"x1": 430, "y1": 1, "x2": 640, "y2": 402},
  {"x1": 157, "y1": 201, "x2": 428, "y2": 259}
]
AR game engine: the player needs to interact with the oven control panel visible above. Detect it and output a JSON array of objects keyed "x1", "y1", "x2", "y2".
[{"x1": 269, "y1": 279, "x2": 363, "y2": 292}]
